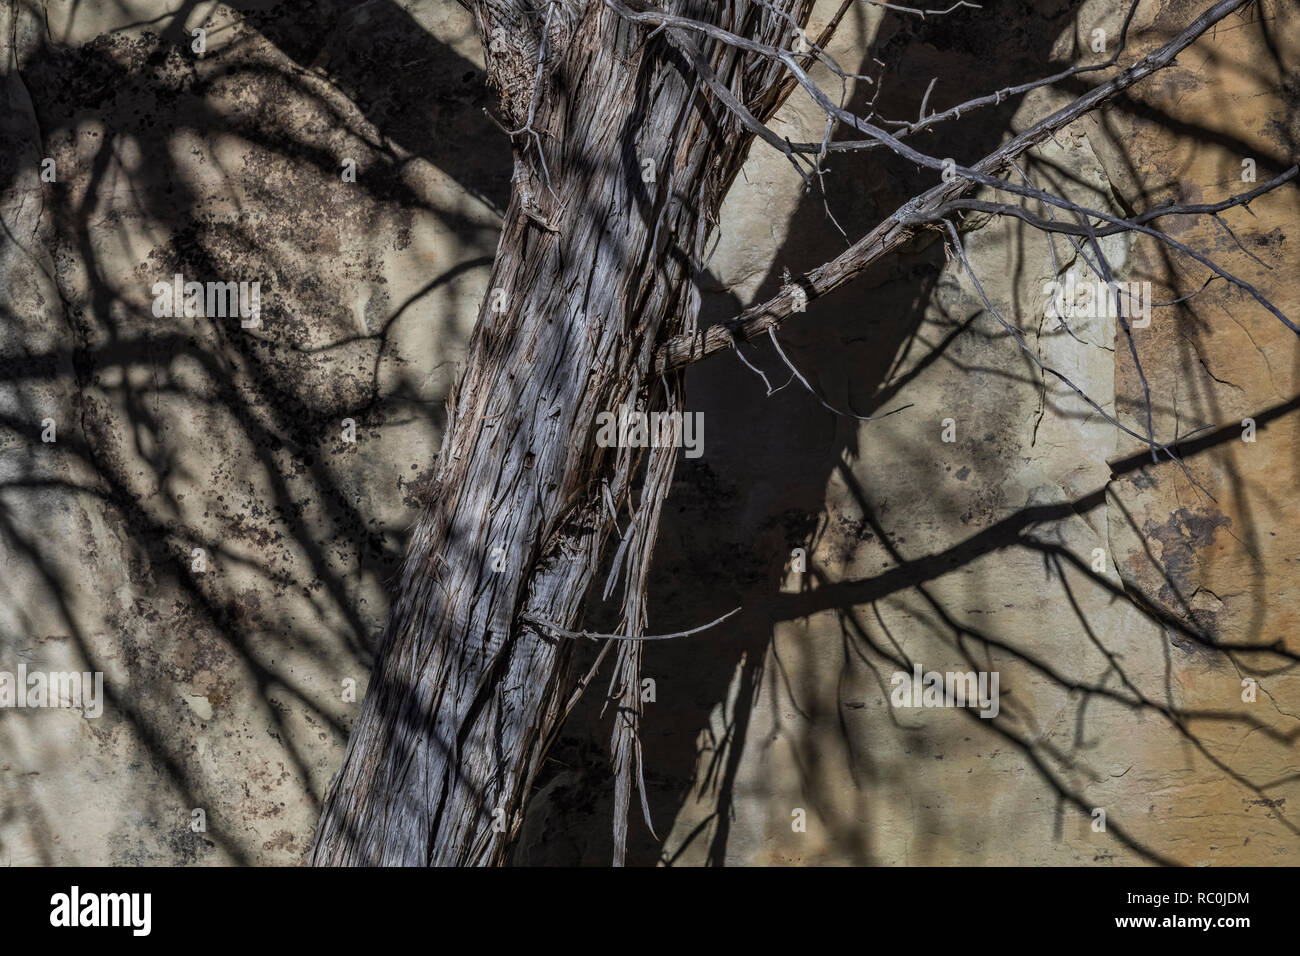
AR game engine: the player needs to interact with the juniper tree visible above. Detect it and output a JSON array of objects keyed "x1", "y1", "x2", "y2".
[{"x1": 309, "y1": 0, "x2": 1297, "y2": 866}]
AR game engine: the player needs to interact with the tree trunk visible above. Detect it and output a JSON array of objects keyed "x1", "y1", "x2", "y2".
[{"x1": 310, "y1": 0, "x2": 811, "y2": 865}]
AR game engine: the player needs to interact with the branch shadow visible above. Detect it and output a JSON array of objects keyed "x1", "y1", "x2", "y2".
[{"x1": 0, "y1": 0, "x2": 509, "y2": 864}]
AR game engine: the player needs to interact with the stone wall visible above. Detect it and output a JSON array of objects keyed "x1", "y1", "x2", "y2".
[{"x1": 1, "y1": 0, "x2": 1296, "y2": 865}]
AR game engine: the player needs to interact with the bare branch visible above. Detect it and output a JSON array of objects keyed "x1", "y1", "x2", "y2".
[
  {"x1": 654, "y1": 0, "x2": 1266, "y2": 372},
  {"x1": 919, "y1": 167, "x2": 1299, "y2": 236},
  {"x1": 863, "y1": 0, "x2": 1140, "y2": 144},
  {"x1": 941, "y1": 220, "x2": 1216, "y2": 498}
]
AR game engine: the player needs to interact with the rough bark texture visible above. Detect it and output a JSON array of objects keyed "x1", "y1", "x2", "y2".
[{"x1": 310, "y1": 0, "x2": 813, "y2": 865}]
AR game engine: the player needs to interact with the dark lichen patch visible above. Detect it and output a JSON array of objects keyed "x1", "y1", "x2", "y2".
[
  {"x1": 399, "y1": 464, "x2": 439, "y2": 510},
  {"x1": 1142, "y1": 507, "x2": 1232, "y2": 647},
  {"x1": 261, "y1": 829, "x2": 299, "y2": 853}
]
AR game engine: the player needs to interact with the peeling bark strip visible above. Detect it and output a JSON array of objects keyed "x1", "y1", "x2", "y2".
[{"x1": 311, "y1": 0, "x2": 814, "y2": 866}]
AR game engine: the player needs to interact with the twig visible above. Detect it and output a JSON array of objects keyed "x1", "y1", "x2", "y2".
[
  {"x1": 768, "y1": 327, "x2": 914, "y2": 421},
  {"x1": 860, "y1": 0, "x2": 981, "y2": 16},
  {"x1": 522, "y1": 605, "x2": 743, "y2": 641},
  {"x1": 654, "y1": 0, "x2": 1275, "y2": 372}
]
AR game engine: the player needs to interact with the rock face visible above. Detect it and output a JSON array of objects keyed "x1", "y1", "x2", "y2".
[{"x1": 1, "y1": 0, "x2": 1296, "y2": 866}]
